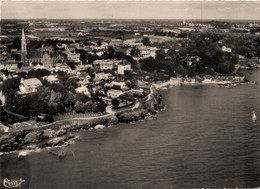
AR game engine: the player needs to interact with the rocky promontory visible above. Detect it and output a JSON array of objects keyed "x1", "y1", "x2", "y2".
[{"x1": 0, "y1": 87, "x2": 164, "y2": 156}]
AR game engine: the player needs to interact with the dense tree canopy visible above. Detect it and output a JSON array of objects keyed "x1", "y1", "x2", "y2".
[
  {"x1": 142, "y1": 37, "x2": 151, "y2": 46},
  {"x1": 130, "y1": 47, "x2": 141, "y2": 56}
]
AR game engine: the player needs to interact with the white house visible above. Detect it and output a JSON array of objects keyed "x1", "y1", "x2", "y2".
[
  {"x1": 43, "y1": 75, "x2": 59, "y2": 84},
  {"x1": 111, "y1": 81, "x2": 127, "y2": 89},
  {"x1": 77, "y1": 64, "x2": 93, "y2": 71},
  {"x1": 19, "y1": 78, "x2": 42, "y2": 94},
  {"x1": 107, "y1": 89, "x2": 123, "y2": 98},
  {"x1": 117, "y1": 61, "x2": 131, "y2": 75},
  {"x1": 139, "y1": 46, "x2": 157, "y2": 58},
  {"x1": 67, "y1": 52, "x2": 81, "y2": 63},
  {"x1": 76, "y1": 86, "x2": 91, "y2": 97},
  {"x1": 0, "y1": 60, "x2": 18, "y2": 72},
  {"x1": 96, "y1": 51, "x2": 105, "y2": 57},
  {"x1": 94, "y1": 72, "x2": 112, "y2": 82},
  {"x1": 55, "y1": 63, "x2": 71, "y2": 73},
  {"x1": 222, "y1": 46, "x2": 232, "y2": 53},
  {"x1": 94, "y1": 59, "x2": 121, "y2": 70},
  {"x1": 100, "y1": 61, "x2": 114, "y2": 70},
  {"x1": 78, "y1": 72, "x2": 91, "y2": 86}
]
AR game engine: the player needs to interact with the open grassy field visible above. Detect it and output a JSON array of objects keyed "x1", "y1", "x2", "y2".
[{"x1": 148, "y1": 35, "x2": 177, "y2": 43}]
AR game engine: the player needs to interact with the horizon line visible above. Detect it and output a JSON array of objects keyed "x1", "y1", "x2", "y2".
[{"x1": 1, "y1": 18, "x2": 260, "y2": 21}]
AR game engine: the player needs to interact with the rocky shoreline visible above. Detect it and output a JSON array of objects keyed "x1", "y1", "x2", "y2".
[
  {"x1": 152, "y1": 75, "x2": 249, "y2": 89},
  {"x1": 0, "y1": 86, "x2": 165, "y2": 157},
  {"x1": 0, "y1": 74, "x2": 253, "y2": 158}
]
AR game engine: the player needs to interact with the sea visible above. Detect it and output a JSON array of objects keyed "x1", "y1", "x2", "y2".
[{"x1": 0, "y1": 70, "x2": 259, "y2": 189}]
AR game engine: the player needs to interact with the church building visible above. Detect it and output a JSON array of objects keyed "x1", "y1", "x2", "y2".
[{"x1": 20, "y1": 29, "x2": 66, "y2": 68}]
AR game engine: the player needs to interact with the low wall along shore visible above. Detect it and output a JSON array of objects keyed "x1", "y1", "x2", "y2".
[{"x1": 153, "y1": 75, "x2": 246, "y2": 89}]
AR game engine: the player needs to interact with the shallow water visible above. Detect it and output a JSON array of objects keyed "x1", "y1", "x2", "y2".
[{"x1": 1, "y1": 70, "x2": 260, "y2": 188}]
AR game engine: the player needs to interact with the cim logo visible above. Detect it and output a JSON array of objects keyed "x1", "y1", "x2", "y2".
[{"x1": 1, "y1": 177, "x2": 25, "y2": 188}]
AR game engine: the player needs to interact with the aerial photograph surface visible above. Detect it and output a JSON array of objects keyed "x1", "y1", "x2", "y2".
[{"x1": 0, "y1": 0, "x2": 259, "y2": 188}]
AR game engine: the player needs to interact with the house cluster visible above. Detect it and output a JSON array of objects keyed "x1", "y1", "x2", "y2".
[
  {"x1": 3, "y1": 56, "x2": 134, "y2": 108},
  {"x1": 0, "y1": 44, "x2": 20, "y2": 72},
  {"x1": 237, "y1": 55, "x2": 260, "y2": 69},
  {"x1": 108, "y1": 38, "x2": 158, "y2": 59},
  {"x1": 57, "y1": 40, "x2": 109, "y2": 60}
]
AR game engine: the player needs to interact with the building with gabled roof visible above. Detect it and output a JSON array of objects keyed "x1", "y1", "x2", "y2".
[
  {"x1": 0, "y1": 59, "x2": 18, "y2": 72},
  {"x1": 93, "y1": 59, "x2": 121, "y2": 70},
  {"x1": 19, "y1": 78, "x2": 42, "y2": 94},
  {"x1": 43, "y1": 75, "x2": 59, "y2": 84},
  {"x1": 107, "y1": 89, "x2": 123, "y2": 99},
  {"x1": 117, "y1": 60, "x2": 131, "y2": 75}
]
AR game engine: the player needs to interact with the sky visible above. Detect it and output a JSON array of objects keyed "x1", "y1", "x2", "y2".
[{"x1": 1, "y1": 1, "x2": 260, "y2": 20}]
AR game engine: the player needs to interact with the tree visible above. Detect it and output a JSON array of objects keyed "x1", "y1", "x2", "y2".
[
  {"x1": 1, "y1": 77, "x2": 21, "y2": 98},
  {"x1": 83, "y1": 40, "x2": 89, "y2": 46},
  {"x1": 91, "y1": 93, "x2": 100, "y2": 102},
  {"x1": 12, "y1": 37, "x2": 21, "y2": 49},
  {"x1": 65, "y1": 78, "x2": 79, "y2": 89},
  {"x1": 142, "y1": 37, "x2": 150, "y2": 46},
  {"x1": 139, "y1": 57, "x2": 156, "y2": 71},
  {"x1": 38, "y1": 86, "x2": 51, "y2": 102},
  {"x1": 176, "y1": 65, "x2": 188, "y2": 76},
  {"x1": 18, "y1": 62, "x2": 23, "y2": 69},
  {"x1": 28, "y1": 69, "x2": 51, "y2": 79},
  {"x1": 130, "y1": 48, "x2": 141, "y2": 56},
  {"x1": 83, "y1": 102, "x2": 93, "y2": 112},
  {"x1": 13, "y1": 54, "x2": 21, "y2": 61},
  {"x1": 250, "y1": 29, "x2": 256, "y2": 35},
  {"x1": 115, "y1": 51, "x2": 125, "y2": 59},
  {"x1": 86, "y1": 53, "x2": 98, "y2": 63},
  {"x1": 97, "y1": 41, "x2": 102, "y2": 46},
  {"x1": 29, "y1": 40, "x2": 44, "y2": 49},
  {"x1": 112, "y1": 98, "x2": 120, "y2": 109},
  {"x1": 215, "y1": 61, "x2": 234, "y2": 74},
  {"x1": 67, "y1": 62, "x2": 76, "y2": 70},
  {"x1": 74, "y1": 101, "x2": 85, "y2": 113},
  {"x1": 102, "y1": 46, "x2": 115, "y2": 59},
  {"x1": 177, "y1": 32, "x2": 188, "y2": 38},
  {"x1": 5, "y1": 94, "x2": 30, "y2": 116},
  {"x1": 75, "y1": 93, "x2": 89, "y2": 103},
  {"x1": 96, "y1": 101, "x2": 107, "y2": 113},
  {"x1": 155, "y1": 49, "x2": 166, "y2": 63},
  {"x1": 79, "y1": 50, "x2": 88, "y2": 61}
]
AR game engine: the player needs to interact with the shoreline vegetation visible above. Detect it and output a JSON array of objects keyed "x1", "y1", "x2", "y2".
[
  {"x1": 0, "y1": 84, "x2": 164, "y2": 157},
  {"x1": 0, "y1": 73, "x2": 254, "y2": 158}
]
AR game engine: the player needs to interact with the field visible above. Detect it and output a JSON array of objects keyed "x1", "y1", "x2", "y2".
[{"x1": 148, "y1": 35, "x2": 177, "y2": 43}]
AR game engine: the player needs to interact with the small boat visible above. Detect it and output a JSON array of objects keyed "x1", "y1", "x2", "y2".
[{"x1": 252, "y1": 111, "x2": 257, "y2": 121}]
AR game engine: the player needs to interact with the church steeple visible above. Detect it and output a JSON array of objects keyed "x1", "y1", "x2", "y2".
[{"x1": 21, "y1": 28, "x2": 27, "y2": 65}]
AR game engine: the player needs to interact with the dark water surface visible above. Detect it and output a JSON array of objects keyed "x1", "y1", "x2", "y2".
[{"x1": 1, "y1": 70, "x2": 260, "y2": 188}]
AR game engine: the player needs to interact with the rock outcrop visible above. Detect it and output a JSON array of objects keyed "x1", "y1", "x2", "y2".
[
  {"x1": 23, "y1": 131, "x2": 41, "y2": 143},
  {"x1": 0, "y1": 87, "x2": 164, "y2": 155},
  {"x1": 54, "y1": 128, "x2": 67, "y2": 137},
  {"x1": 47, "y1": 137, "x2": 66, "y2": 145},
  {"x1": 94, "y1": 124, "x2": 106, "y2": 129}
]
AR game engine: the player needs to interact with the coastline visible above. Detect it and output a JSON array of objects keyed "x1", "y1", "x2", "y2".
[
  {"x1": 0, "y1": 73, "x2": 255, "y2": 158},
  {"x1": 152, "y1": 75, "x2": 249, "y2": 89},
  {"x1": 0, "y1": 85, "x2": 164, "y2": 157}
]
